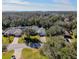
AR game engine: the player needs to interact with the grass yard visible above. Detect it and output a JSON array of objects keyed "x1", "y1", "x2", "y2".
[
  {"x1": 2, "y1": 36, "x2": 14, "y2": 44},
  {"x1": 2, "y1": 50, "x2": 14, "y2": 59},
  {"x1": 18, "y1": 36, "x2": 25, "y2": 43},
  {"x1": 30, "y1": 35, "x2": 40, "y2": 39},
  {"x1": 18, "y1": 34, "x2": 26, "y2": 43},
  {"x1": 22, "y1": 48, "x2": 48, "y2": 59}
]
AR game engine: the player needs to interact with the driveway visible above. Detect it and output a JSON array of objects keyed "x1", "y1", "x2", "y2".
[
  {"x1": 40, "y1": 37, "x2": 46, "y2": 43},
  {"x1": 12, "y1": 37, "x2": 19, "y2": 44},
  {"x1": 7, "y1": 37, "x2": 31, "y2": 59}
]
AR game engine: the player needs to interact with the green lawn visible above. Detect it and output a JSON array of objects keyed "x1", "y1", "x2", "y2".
[
  {"x1": 18, "y1": 34, "x2": 26, "y2": 43},
  {"x1": 18, "y1": 36, "x2": 25, "y2": 43},
  {"x1": 30, "y1": 35, "x2": 40, "y2": 39},
  {"x1": 2, "y1": 50, "x2": 14, "y2": 59},
  {"x1": 22, "y1": 48, "x2": 48, "y2": 59},
  {"x1": 2, "y1": 36, "x2": 14, "y2": 44}
]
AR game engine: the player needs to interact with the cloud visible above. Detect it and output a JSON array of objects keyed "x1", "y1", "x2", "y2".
[
  {"x1": 2, "y1": 0, "x2": 76, "y2": 11},
  {"x1": 3, "y1": 0, "x2": 31, "y2": 5},
  {"x1": 53, "y1": 0, "x2": 70, "y2": 4}
]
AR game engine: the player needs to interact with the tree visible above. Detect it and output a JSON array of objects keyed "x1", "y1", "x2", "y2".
[
  {"x1": 46, "y1": 25, "x2": 64, "y2": 36},
  {"x1": 2, "y1": 44, "x2": 7, "y2": 52},
  {"x1": 40, "y1": 36, "x2": 77, "y2": 59}
]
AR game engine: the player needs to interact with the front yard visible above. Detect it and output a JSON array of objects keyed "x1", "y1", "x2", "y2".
[
  {"x1": 2, "y1": 50, "x2": 14, "y2": 59},
  {"x1": 2, "y1": 36, "x2": 14, "y2": 44},
  {"x1": 22, "y1": 48, "x2": 48, "y2": 59}
]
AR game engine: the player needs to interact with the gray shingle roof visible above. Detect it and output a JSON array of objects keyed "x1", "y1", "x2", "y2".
[
  {"x1": 3, "y1": 28, "x2": 22, "y2": 36},
  {"x1": 3, "y1": 26, "x2": 46, "y2": 36}
]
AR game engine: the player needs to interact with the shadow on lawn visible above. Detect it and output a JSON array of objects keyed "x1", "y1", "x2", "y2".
[{"x1": 24, "y1": 37, "x2": 41, "y2": 49}]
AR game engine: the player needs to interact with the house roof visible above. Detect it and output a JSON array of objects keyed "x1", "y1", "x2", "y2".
[
  {"x1": 64, "y1": 31, "x2": 70, "y2": 36},
  {"x1": 31, "y1": 26, "x2": 39, "y2": 31},
  {"x1": 14, "y1": 29, "x2": 22, "y2": 35},
  {"x1": 3, "y1": 26, "x2": 46, "y2": 36},
  {"x1": 3, "y1": 28, "x2": 22, "y2": 36},
  {"x1": 37, "y1": 27, "x2": 46, "y2": 35}
]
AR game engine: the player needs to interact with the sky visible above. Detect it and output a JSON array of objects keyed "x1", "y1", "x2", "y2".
[{"x1": 2, "y1": 0, "x2": 77, "y2": 11}]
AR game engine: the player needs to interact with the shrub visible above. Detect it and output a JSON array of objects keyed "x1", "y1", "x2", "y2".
[{"x1": 2, "y1": 44, "x2": 7, "y2": 52}]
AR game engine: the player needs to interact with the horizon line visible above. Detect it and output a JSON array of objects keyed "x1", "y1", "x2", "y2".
[{"x1": 2, "y1": 10, "x2": 77, "y2": 12}]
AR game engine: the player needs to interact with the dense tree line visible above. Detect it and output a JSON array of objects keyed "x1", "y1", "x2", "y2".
[{"x1": 2, "y1": 12, "x2": 76, "y2": 31}]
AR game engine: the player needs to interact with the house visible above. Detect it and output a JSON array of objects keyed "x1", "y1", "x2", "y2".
[
  {"x1": 64, "y1": 17, "x2": 70, "y2": 24},
  {"x1": 13, "y1": 29, "x2": 22, "y2": 37},
  {"x1": 3, "y1": 28, "x2": 15, "y2": 36},
  {"x1": 37, "y1": 27, "x2": 46, "y2": 37},
  {"x1": 3, "y1": 28, "x2": 22, "y2": 37},
  {"x1": 26, "y1": 26, "x2": 46, "y2": 36},
  {"x1": 64, "y1": 31, "x2": 72, "y2": 43},
  {"x1": 3, "y1": 26, "x2": 46, "y2": 37},
  {"x1": 31, "y1": 26, "x2": 39, "y2": 31}
]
